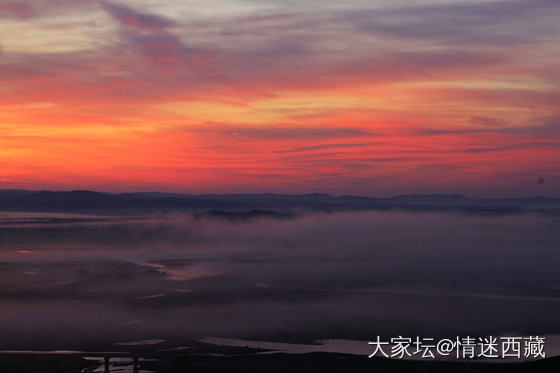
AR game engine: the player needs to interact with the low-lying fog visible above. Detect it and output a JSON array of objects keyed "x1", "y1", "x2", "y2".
[{"x1": 0, "y1": 210, "x2": 558, "y2": 351}]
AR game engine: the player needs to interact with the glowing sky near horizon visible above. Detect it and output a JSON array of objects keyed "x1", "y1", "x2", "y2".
[{"x1": 0, "y1": 0, "x2": 559, "y2": 196}]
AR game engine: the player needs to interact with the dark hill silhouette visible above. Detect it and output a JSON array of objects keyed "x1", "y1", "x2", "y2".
[
  {"x1": 0, "y1": 189, "x2": 232, "y2": 212},
  {"x1": 0, "y1": 189, "x2": 558, "y2": 213}
]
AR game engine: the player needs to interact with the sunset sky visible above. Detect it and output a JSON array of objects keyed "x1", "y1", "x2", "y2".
[{"x1": 1, "y1": 0, "x2": 559, "y2": 196}]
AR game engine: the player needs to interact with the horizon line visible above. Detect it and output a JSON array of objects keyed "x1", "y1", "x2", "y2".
[{"x1": 1, "y1": 188, "x2": 559, "y2": 200}]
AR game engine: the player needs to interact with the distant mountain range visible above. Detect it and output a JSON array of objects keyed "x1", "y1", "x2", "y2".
[{"x1": 0, "y1": 189, "x2": 559, "y2": 214}]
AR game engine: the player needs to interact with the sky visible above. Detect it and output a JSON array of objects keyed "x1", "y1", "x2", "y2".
[{"x1": 0, "y1": 0, "x2": 559, "y2": 197}]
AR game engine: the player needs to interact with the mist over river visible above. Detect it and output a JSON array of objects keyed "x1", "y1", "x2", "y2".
[{"x1": 0, "y1": 210, "x2": 558, "y2": 354}]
